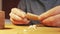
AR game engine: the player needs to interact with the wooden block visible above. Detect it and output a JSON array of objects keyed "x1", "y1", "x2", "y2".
[
  {"x1": 0, "y1": 11, "x2": 5, "y2": 29},
  {"x1": 26, "y1": 13, "x2": 39, "y2": 20}
]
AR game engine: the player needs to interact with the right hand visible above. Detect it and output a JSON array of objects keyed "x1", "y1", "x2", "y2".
[{"x1": 9, "y1": 8, "x2": 30, "y2": 24}]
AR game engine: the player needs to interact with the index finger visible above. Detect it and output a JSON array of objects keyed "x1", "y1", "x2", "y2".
[
  {"x1": 11, "y1": 8, "x2": 26, "y2": 18},
  {"x1": 39, "y1": 6, "x2": 60, "y2": 21}
]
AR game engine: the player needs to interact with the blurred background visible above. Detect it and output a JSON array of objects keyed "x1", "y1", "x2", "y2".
[
  {"x1": 0, "y1": 0, "x2": 2, "y2": 10},
  {"x1": 0, "y1": 0, "x2": 21, "y2": 23},
  {"x1": 2, "y1": 0, "x2": 20, "y2": 19}
]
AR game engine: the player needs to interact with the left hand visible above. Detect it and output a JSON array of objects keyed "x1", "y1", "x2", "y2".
[{"x1": 39, "y1": 6, "x2": 60, "y2": 27}]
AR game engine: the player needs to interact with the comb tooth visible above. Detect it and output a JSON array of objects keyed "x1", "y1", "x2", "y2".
[{"x1": 0, "y1": 11, "x2": 5, "y2": 29}]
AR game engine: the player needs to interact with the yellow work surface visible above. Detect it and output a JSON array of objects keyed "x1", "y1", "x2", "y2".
[{"x1": 0, "y1": 23, "x2": 60, "y2": 34}]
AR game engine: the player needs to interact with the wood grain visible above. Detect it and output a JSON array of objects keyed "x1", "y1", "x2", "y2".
[
  {"x1": 0, "y1": 11, "x2": 5, "y2": 29},
  {"x1": 0, "y1": 24, "x2": 60, "y2": 34}
]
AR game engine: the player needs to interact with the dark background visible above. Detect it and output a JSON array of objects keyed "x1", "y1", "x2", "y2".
[{"x1": 2, "y1": 0, "x2": 20, "y2": 19}]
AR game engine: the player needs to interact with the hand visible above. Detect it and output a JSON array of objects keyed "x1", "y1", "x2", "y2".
[
  {"x1": 9, "y1": 8, "x2": 30, "y2": 24},
  {"x1": 39, "y1": 6, "x2": 60, "y2": 27}
]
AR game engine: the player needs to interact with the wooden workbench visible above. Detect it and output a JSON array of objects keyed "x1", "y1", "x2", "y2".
[{"x1": 0, "y1": 23, "x2": 60, "y2": 34}]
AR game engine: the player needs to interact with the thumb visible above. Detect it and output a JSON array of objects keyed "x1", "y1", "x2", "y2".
[{"x1": 39, "y1": 6, "x2": 60, "y2": 21}]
